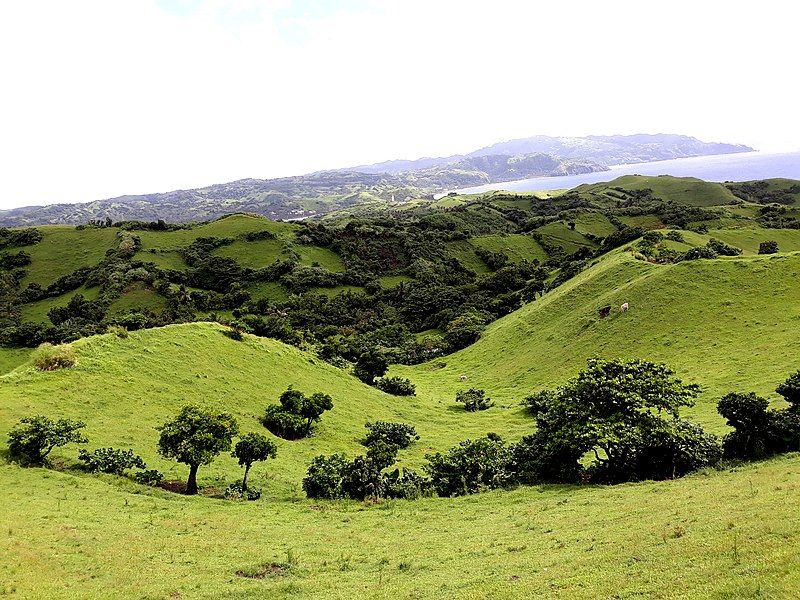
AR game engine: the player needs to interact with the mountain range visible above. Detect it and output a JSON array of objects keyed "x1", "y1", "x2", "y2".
[{"x1": 0, "y1": 134, "x2": 753, "y2": 226}]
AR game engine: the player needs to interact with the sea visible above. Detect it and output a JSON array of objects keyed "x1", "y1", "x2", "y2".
[{"x1": 450, "y1": 151, "x2": 800, "y2": 195}]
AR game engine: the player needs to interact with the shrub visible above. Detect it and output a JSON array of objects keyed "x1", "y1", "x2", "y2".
[
  {"x1": 362, "y1": 422, "x2": 419, "y2": 449},
  {"x1": 78, "y1": 448, "x2": 146, "y2": 475},
  {"x1": 717, "y1": 392, "x2": 772, "y2": 459},
  {"x1": 262, "y1": 405, "x2": 308, "y2": 440},
  {"x1": 444, "y1": 312, "x2": 486, "y2": 351},
  {"x1": 7, "y1": 415, "x2": 87, "y2": 466},
  {"x1": 157, "y1": 405, "x2": 239, "y2": 495},
  {"x1": 642, "y1": 230, "x2": 663, "y2": 243},
  {"x1": 354, "y1": 349, "x2": 388, "y2": 384},
  {"x1": 106, "y1": 325, "x2": 129, "y2": 338},
  {"x1": 225, "y1": 481, "x2": 262, "y2": 501},
  {"x1": 776, "y1": 370, "x2": 800, "y2": 408},
  {"x1": 758, "y1": 240, "x2": 779, "y2": 255},
  {"x1": 665, "y1": 230, "x2": 685, "y2": 243},
  {"x1": 302, "y1": 454, "x2": 349, "y2": 499},
  {"x1": 424, "y1": 434, "x2": 513, "y2": 496},
  {"x1": 683, "y1": 246, "x2": 717, "y2": 260},
  {"x1": 262, "y1": 387, "x2": 334, "y2": 440},
  {"x1": 383, "y1": 467, "x2": 429, "y2": 500},
  {"x1": 32, "y1": 343, "x2": 77, "y2": 371},
  {"x1": 341, "y1": 441, "x2": 399, "y2": 500},
  {"x1": 455, "y1": 388, "x2": 493, "y2": 412},
  {"x1": 133, "y1": 469, "x2": 164, "y2": 486},
  {"x1": 374, "y1": 376, "x2": 416, "y2": 396},
  {"x1": 706, "y1": 238, "x2": 742, "y2": 256}
]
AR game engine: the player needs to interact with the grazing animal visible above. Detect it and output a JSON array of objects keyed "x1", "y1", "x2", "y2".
[
  {"x1": 459, "y1": 375, "x2": 468, "y2": 382},
  {"x1": 598, "y1": 305, "x2": 612, "y2": 319},
  {"x1": 620, "y1": 302, "x2": 629, "y2": 312}
]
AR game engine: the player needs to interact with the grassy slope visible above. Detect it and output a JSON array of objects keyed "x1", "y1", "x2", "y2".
[
  {"x1": 579, "y1": 175, "x2": 739, "y2": 207},
  {"x1": 1, "y1": 455, "x2": 798, "y2": 599},
  {"x1": 19, "y1": 226, "x2": 119, "y2": 288},
  {"x1": 395, "y1": 249, "x2": 800, "y2": 431},
  {"x1": 0, "y1": 323, "x2": 529, "y2": 496},
  {"x1": 3, "y1": 248, "x2": 800, "y2": 597}
]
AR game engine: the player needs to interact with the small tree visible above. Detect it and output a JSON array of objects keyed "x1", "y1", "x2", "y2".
[
  {"x1": 262, "y1": 387, "x2": 333, "y2": 440},
  {"x1": 455, "y1": 388, "x2": 493, "y2": 412},
  {"x1": 232, "y1": 433, "x2": 277, "y2": 492},
  {"x1": 362, "y1": 422, "x2": 419, "y2": 449},
  {"x1": 157, "y1": 405, "x2": 239, "y2": 494},
  {"x1": 354, "y1": 349, "x2": 388, "y2": 384},
  {"x1": 758, "y1": 240, "x2": 779, "y2": 255},
  {"x1": 7, "y1": 415, "x2": 87, "y2": 466},
  {"x1": 776, "y1": 370, "x2": 800, "y2": 409}
]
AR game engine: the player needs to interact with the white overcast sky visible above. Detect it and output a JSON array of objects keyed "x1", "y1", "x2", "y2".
[{"x1": 0, "y1": 0, "x2": 798, "y2": 209}]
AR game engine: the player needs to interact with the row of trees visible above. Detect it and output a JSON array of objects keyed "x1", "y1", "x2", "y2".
[{"x1": 7, "y1": 361, "x2": 799, "y2": 501}]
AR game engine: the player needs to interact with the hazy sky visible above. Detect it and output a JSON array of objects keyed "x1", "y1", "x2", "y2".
[{"x1": 1, "y1": 0, "x2": 798, "y2": 209}]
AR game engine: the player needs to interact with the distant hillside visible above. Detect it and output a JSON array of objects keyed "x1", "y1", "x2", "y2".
[
  {"x1": 0, "y1": 153, "x2": 602, "y2": 227},
  {"x1": 0, "y1": 134, "x2": 753, "y2": 227},
  {"x1": 346, "y1": 134, "x2": 754, "y2": 174},
  {"x1": 469, "y1": 133, "x2": 754, "y2": 165}
]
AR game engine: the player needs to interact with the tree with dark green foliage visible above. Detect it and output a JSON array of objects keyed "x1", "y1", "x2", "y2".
[
  {"x1": 717, "y1": 392, "x2": 772, "y2": 459},
  {"x1": 706, "y1": 238, "x2": 742, "y2": 257},
  {"x1": 776, "y1": 370, "x2": 800, "y2": 409},
  {"x1": 231, "y1": 432, "x2": 277, "y2": 492},
  {"x1": 758, "y1": 240, "x2": 779, "y2": 255},
  {"x1": 157, "y1": 405, "x2": 239, "y2": 494},
  {"x1": 302, "y1": 453, "x2": 349, "y2": 499},
  {"x1": 7, "y1": 415, "x2": 87, "y2": 466},
  {"x1": 455, "y1": 388, "x2": 493, "y2": 412},
  {"x1": 374, "y1": 376, "x2": 416, "y2": 396},
  {"x1": 444, "y1": 311, "x2": 486, "y2": 351},
  {"x1": 518, "y1": 358, "x2": 715, "y2": 483},
  {"x1": 362, "y1": 422, "x2": 419, "y2": 449},
  {"x1": 353, "y1": 348, "x2": 388, "y2": 384},
  {"x1": 78, "y1": 448, "x2": 145, "y2": 475},
  {"x1": 424, "y1": 433, "x2": 513, "y2": 496},
  {"x1": 262, "y1": 387, "x2": 333, "y2": 440}
]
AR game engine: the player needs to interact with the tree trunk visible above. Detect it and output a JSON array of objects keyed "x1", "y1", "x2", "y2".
[
  {"x1": 242, "y1": 464, "x2": 251, "y2": 492},
  {"x1": 186, "y1": 463, "x2": 199, "y2": 495}
]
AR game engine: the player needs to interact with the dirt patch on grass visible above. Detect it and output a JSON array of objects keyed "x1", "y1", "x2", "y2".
[{"x1": 236, "y1": 563, "x2": 288, "y2": 579}]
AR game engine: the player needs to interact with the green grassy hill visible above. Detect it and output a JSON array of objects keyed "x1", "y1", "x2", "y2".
[
  {"x1": 1, "y1": 247, "x2": 800, "y2": 596},
  {"x1": 394, "y1": 248, "x2": 800, "y2": 431},
  {"x1": 577, "y1": 175, "x2": 740, "y2": 207}
]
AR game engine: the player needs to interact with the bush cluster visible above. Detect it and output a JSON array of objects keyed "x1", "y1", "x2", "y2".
[{"x1": 261, "y1": 387, "x2": 333, "y2": 440}]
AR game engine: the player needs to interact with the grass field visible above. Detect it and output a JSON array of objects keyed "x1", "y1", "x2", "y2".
[
  {"x1": 3, "y1": 215, "x2": 800, "y2": 598},
  {"x1": 19, "y1": 285, "x2": 102, "y2": 323},
  {"x1": 534, "y1": 221, "x2": 597, "y2": 254},
  {"x1": 470, "y1": 233, "x2": 548, "y2": 264},
  {"x1": 18, "y1": 226, "x2": 119, "y2": 288},
  {"x1": 1, "y1": 454, "x2": 798, "y2": 599}
]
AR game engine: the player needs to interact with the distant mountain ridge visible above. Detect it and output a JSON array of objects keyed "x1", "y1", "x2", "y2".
[
  {"x1": 0, "y1": 134, "x2": 752, "y2": 226},
  {"x1": 345, "y1": 134, "x2": 753, "y2": 174}
]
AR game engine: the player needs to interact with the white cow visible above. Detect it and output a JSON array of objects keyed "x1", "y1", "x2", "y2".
[
  {"x1": 459, "y1": 374, "x2": 468, "y2": 382},
  {"x1": 620, "y1": 302, "x2": 629, "y2": 312}
]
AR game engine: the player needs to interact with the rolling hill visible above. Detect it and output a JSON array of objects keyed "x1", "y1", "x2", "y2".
[{"x1": 2, "y1": 241, "x2": 800, "y2": 597}]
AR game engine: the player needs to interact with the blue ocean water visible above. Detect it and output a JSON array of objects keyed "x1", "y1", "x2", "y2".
[{"x1": 454, "y1": 151, "x2": 800, "y2": 194}]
